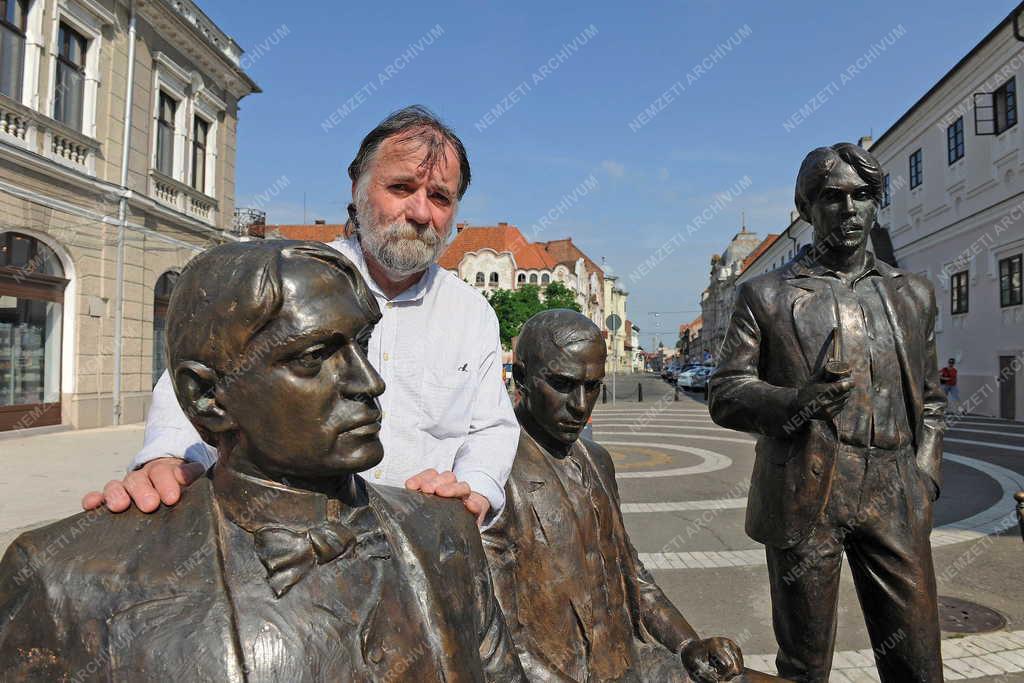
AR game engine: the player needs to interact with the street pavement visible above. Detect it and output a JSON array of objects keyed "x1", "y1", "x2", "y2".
[
  {"x1": 1, "y1": 377, "x2": 1022, "y2": 680},
  {"x1": 598, "y1": 373, "x2": 1024, "y2": 682}
]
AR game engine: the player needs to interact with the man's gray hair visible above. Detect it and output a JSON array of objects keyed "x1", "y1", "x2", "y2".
[{"x1": 348, "y1": 105, "x2": 471, "y2": 199}]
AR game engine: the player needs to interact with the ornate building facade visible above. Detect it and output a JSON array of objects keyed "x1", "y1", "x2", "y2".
[{"x1": 0, "y1": 0, "x2": 258, "y2": 431}]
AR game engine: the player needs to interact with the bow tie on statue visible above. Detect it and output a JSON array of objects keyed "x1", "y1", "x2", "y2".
[{"x1": 253, "y1": 524, "x2": 357, "y2": 597}]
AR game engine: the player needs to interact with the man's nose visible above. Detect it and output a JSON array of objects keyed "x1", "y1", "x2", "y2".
[
  {"x1": 404, "y1": 188, "x2": 432, "y2": 227},
  {"x1": 567, "y1": 385, "x2": 587, "y2": 415},
  {"x1": 340, "y1": 347, "x2": 386, "y2": 400},
  {"x1": 841, "y1": 194, "x2": 856, "y2": 214}
]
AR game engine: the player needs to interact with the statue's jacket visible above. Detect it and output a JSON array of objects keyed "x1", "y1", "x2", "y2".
[
  {"x1": 708, "y1": 251, "x2": 946, "y2": 549},
  {"x1": 0, "y1": 471, "x2": 526, "y2": 682},
  {"x1": 482, "y1": 431, "x2": 697, "y2": 682}
]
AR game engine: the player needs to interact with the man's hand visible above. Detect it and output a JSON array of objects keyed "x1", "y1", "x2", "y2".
[
  {"x1": 791, "y1": 364, "x2": 854, "y2": 423},
  {"x1": 681, "y1": 637, "x2": 744, "y2": 683},
  {"x1": 81, "y1": 457, "x2": 205, "y2": 513},
  {"x1": 405, "y1": 468, "x2": 491, "y2": 526}
]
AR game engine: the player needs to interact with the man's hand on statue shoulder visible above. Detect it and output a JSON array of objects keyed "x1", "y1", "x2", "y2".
[
  {"x1": 404, "y1": 468, "x2": 490, "y2": 526},
  {"x1": 790, "y1": 364, "x2": 854, "y2": 425},
  {"x1": 681, "y1": 636, "x2": 744, "y2": 682},
  {"x1": 81, "y1": 456, "x2": 205, "y2": 513}
]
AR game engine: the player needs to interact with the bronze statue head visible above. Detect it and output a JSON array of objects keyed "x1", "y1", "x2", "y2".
[
  {"x1": 513, "y1": 309, "x2": 605, "y2": 453},
  {"x1": 165, "y1": 240, "x2": 385, "y2": 487},
  {"x1": 795, "y1": 142, "x2": 883, "y2": 260}
]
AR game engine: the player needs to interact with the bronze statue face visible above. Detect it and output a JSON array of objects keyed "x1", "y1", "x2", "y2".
[
  {"x1": 520, "y1": 338, "x2": 605, "y2": 447},
  {"x1": 809, "y1": 160, "x2": 877, "y2": 258},
  {"x1": 213, "y1": 255, "x2": 385, "y2": 482}
]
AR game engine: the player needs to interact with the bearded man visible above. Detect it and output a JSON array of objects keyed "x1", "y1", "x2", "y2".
[{"x1": 83, "y1": 106, "x2": 517, "y2": 526}]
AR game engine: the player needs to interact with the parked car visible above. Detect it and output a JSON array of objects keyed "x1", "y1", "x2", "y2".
[{"x1": 677, "y1": 366, "x2": 714, "y2": 393}]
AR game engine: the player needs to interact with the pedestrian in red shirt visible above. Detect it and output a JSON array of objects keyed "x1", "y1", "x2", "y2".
[{"x1": 940, "y1": 358, "x2": 960, "y2": 412}]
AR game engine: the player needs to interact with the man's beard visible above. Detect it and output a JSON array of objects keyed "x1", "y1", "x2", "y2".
[{"x1": 355, "y1": 197, "x2": 449, "y2": 279}]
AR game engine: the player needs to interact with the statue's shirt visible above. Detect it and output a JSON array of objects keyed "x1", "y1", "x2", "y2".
[
  {"x1": 212, "y1": 467, "x2": 442, "y2": 682},
  {"x1": 798, "y1": 251, "x2": 913, "y2": 449}
]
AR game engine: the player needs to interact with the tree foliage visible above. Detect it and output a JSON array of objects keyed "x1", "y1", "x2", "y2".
[{"x1": 486, "y1": 282, "x2": 582, "y2": 348}]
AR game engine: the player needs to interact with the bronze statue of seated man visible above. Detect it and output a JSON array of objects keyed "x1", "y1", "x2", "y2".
[
  {"x1": 0, "y1": 241, "x2": 525, "y2": 682},
  {"x1": 483, "y1": 309, "x2": 781, "y2": 683}
]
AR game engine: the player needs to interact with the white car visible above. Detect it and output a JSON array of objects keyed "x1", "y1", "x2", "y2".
[{"x1": 676, "y1": 366, "x2": 713, "y2": 392}]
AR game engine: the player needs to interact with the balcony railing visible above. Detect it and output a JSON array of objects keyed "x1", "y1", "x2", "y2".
[
  {"x1": 149, "y1": 169, "x2": 219, "y2": 227},
  {"x1": 0, "y1": 92, "x2": 100, "y2": 175}
]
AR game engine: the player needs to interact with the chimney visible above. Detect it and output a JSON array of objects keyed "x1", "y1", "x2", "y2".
[
  {"x1": 858, "y1": 135, "x2": 873, "y2": 150},
  {"x1": 314, "y1": 219, "x2": 326, "y2": 225},
  {"x1": 498, "y1": 221, "x2": 508, "y2": 227},
  {"x1": 456, "y1": 222, "x2": 466, "y2": 233}
]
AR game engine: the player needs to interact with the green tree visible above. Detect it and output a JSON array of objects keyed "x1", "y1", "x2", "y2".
[{"x1": 486, "y1": 282, "x2": 582, "y2": 348}]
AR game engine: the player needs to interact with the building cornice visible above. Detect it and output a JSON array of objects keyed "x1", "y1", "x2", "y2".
[{"x1": 134, "y1": 0, "x2": 261, "y2": 100}]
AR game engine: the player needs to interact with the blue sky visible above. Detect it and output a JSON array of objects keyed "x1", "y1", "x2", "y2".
[{"x1": 204, "y1": 0, "x2": 1016, "y2": 349}]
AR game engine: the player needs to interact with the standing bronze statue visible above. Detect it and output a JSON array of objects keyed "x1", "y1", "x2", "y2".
[
  {"x1": 484, "y1": 308, "x2": 782, "y2": 683},
  {"x1": 709, "y1": 143, "x2": 946, "y2": 683},
  {"x1": 0, "y1": 241, "x2": 525, "y2": 681}
]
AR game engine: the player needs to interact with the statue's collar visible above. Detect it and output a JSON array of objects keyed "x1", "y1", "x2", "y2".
[{"x1": 211, "y1": 464, "x2": 369, "y2": 534}]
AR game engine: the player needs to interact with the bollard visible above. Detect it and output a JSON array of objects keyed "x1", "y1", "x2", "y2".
[
  {"x1": 603, "y1": 384, "x2": 608, "y2": 404},
  {"x1": 638, "y1": 382, "x2": 643, "y2": 402},
  {"x1": 674, "y1": 386, "x2": 679, "y2": 401}
]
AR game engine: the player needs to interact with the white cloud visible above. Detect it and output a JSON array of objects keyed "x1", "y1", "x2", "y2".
[{"x1": 600, "y1": 160, "x2": 625, "y2": 178}]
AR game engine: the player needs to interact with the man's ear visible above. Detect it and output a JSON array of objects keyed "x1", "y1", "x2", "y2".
[
  {"x1": 173, "y1": 361, "x2": 237, "y2": 434},
  {"x1": 512, "y1": 361, "x2": 529, "y2": 393}
]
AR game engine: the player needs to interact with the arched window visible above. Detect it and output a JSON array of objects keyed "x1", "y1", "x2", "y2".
[
  {"x1": 152, "y1": 271, "x2": 179, "y2": 387},
  {"x1": 517, "y1": 273, "x2": 525, "y2": 284},
  {"x1": 529, "y1": 273, "x2": 538, "y2": 284},
  {"x1": 541, "y1": 273, "x2": 550, "y2": 284},
  {"x1": 0, "y1": 232, "x2": 68, "y2": 430},
  {"x1": 489, "y1": 272, "x2": 499, "y2": 286},
  {"x1": 475, "y1": 272, "x2": 485, "y2": 286}
]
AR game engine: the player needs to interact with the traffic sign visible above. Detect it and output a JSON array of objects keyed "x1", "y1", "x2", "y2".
[{"x1": 606, "y1": 314, "x2": 622, "y2": 331}]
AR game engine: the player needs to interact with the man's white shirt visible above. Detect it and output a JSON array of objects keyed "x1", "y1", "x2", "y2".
[{"x1": 135, "y1": 237, "x2": 520, "y2": 515}]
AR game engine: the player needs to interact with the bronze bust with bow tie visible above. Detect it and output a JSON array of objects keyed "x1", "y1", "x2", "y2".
[
  {"x1": 0, "y1": 241, "x2": 525, "y2": 682},
  {"x1": 708, "y1": 143, "x2": 946, "y2": 683},
  {"x1": 483, "y1": 309, "x2": 780, "y2": 683}
]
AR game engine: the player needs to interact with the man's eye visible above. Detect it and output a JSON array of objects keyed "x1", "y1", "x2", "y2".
[
  {"x1": 431, "y1": 193, "x2": 451, "y2": 206},
  {"x1": 289, "y1": 344, "x2": 332, "y2": 374},
  {"x1": 390, "y1": 184, "x2": 410, "y2": 194},
  {"x1": 547, "y1": 377, "x2": 573, "y2": 392}
]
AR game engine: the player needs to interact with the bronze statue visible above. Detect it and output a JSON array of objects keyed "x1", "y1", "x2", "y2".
[
  {"x1": 708, "y1": 143, "x2": 946, "y2": 682},
  {"x1": 0, "y1": 241, "x2": 525, "y2": 681},
  {"x1": 484, "y1": 309, "x2": 781, "y2": 683}
]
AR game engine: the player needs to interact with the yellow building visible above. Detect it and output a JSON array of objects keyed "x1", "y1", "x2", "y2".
[{"x1": 0, "y1": 0, "x2": 258, "y2": 431}]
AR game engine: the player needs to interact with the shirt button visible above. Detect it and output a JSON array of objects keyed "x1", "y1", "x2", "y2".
[
  {"x1": 374, "y1": 471, "x2": 382, "y2": 479},
  {"x1": 383, "y1": 352, "x2": 389, "y2": 361},
  {"x1": 386, "y1": 302, "x2": 394, "y2": 308}
]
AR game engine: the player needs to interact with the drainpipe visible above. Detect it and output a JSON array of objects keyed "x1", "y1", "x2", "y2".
[{"x1": 112, "y1": 2, "x2": 136, "y2": 425}]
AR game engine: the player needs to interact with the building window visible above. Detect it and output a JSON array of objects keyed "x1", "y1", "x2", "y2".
[
  {"x1": 0, "y1": 232, "x2": 67, "y2": 431},
  {"x1": 0, "y1": 0, "x2": 27, "y2": 100},
  {"x1": 947, "y1": 117, "x2": 964, "y2": 164},
  {"x1": 950, "y1": 270, "x2": 969, "y2": 314},
  {"x1": 881, "y1": 173, "x2": 891, "y2": 208},
  {"x1": 995, "y1": 77, "x2": 1018, "y2": 134},
  {"x1": 489, "y1": 272, "x2": 499, "y2": 286},
  {"x1": 156, "y1": 91, "x2": 177, "y2": 176},
  {"x1": 53, "y1": 23, "x2": 87, "y2": 131},
  {"x1": 516, "y1": 273, "x2": 525, "y2": 284},
  {"x1": 152, "y1": 272, "x2": 178, "y2": 386},
  {"x1": 474, "y1": 272, "x2": 484, "y2": 286},
  {"x1": 529, "y1": 273, "x2": 538, "y2": 284},
  {"x1": 909, "y1": 149, "x2": 923, "y2": 189},
  {"x1": 191, "y1": 117, "x2": 209, "y2": 192},
  {"x1": 1000, "y1": 254, "x2": 1022, "y2": 308},
  {"x1": 541, "y1": 273, "x2": 550, "y2": 284}
]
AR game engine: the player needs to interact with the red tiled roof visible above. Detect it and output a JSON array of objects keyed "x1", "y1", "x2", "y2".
[
  {"x1": 742, "y1": 234, "x2": 780, "y2": 271},
  {"x1": 438, "y1": 224, "x2": 559, "y2": 271},
  {"x1": 538, "y1": 238, "x2": 604, "y2": 282},
  {"x1": 255, "y1": 224, "x2": 348, "y2": 242}
]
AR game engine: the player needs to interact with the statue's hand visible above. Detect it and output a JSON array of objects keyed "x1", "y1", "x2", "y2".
[
  {"x1": 681, "y1": 637, "x2": 744, "y2": 683},
  {"x1": 791, "y1": 365, "x2": 854, "y2": 425},
  {"x1": 81, "y1": 456, "x2": 205, "y2": 513}
]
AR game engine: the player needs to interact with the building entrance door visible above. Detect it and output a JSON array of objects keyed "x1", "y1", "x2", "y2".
[{"x1": 999, "y1": 355, "x2": 1017, "y2": 421}]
